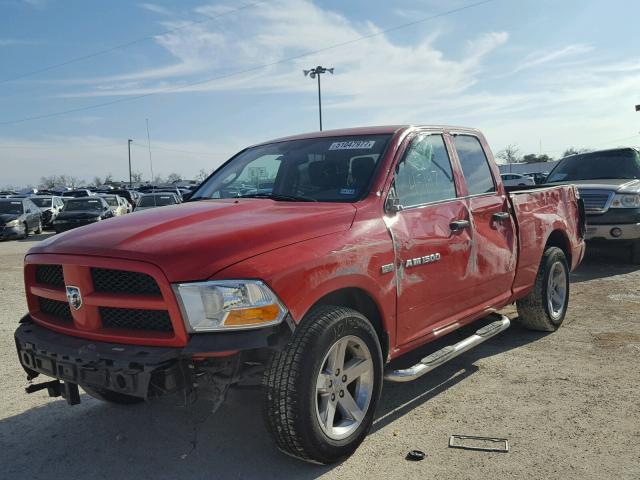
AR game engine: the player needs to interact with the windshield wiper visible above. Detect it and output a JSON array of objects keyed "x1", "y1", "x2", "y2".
[{"x1": 237, "y1": 192, "x2": 317, "y2": 202}]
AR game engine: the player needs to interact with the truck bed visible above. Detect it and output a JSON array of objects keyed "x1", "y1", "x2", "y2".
[{"x1": 507, "y1": 184, "x2": 586, "y2": 299}]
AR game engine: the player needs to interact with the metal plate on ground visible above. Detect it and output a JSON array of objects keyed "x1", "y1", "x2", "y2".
[{"x1": 449, "y1": 435, "x2": 509, "y2": 453}]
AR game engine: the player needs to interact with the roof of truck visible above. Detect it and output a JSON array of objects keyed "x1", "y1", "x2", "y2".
[{"x1": 251, "y1": 125, "x2": 481, "y2": 147}]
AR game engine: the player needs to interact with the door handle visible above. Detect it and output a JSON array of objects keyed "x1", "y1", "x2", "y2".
[
  {"x1": 492, "y1": 211, "x2": 510, "y2": 222},
  {"x1": 449, "y1": 219, "x2": 470, "y2": 232}
]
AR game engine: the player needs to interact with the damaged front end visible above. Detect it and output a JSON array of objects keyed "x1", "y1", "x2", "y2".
[{"x1": 15, "y1": 315, "x2": 292, "y2": 410}]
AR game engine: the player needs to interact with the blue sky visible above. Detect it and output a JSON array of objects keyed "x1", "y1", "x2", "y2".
[{"x1": 1, "y1": 0, "x2": 639, "y2": 187}]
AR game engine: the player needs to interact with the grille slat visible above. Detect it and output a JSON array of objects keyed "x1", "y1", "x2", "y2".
[
  {"x1": 100, "y1": 307, "x2": 173, "y2": 332},
  {"x1": 92, "y1": 268, "x2": 161, "y2": 296},
  {"x1": 35, "y1": 264, "x2": 64, "y2": 288},
  {"x1": 38, "y1": 297, "x2": 73, "y2": 322},
  {"x1": 578, "y1": 190, "x2": 612, "y2": 211}
]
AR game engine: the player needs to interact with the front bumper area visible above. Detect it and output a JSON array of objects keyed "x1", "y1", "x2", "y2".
[
  {"x1": 0, "y1": 225, "x2": 24, "y2": 239},
  {"x1": 15, "y1": 315, "x2": 292, "y2": 402},
  {"x1": 585, "y1": 222, "x2": 640, "y2": 241},
  {"x1": 53, "y1": 219, "x2": 98, "y2": 233}
]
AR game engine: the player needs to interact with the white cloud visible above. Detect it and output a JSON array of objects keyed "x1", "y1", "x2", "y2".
[
  {"x1": 138, "y1": 3, "x2": 172, "y2": 16},
  {"x1": 513, "y1": 44, "x2": 593, "y2": 73},
  {"x1": 61, "y1": 0, "x2": 509, "y2": 112},
  {"x1": 0, "y1": 38, "x2": 34, "y2": 47}
]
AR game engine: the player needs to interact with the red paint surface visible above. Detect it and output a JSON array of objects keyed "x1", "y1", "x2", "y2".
[{"x1": 24, "y1": 125, "x2": 585, "y2": 358}]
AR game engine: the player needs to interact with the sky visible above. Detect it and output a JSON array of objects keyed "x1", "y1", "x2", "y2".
[{"x1": 1, "y1": 0, "x2": 639, "y2": 187}]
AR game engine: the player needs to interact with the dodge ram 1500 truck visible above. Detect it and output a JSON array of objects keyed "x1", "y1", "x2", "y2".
[
  {"x1": 15, "y1": 125, "x2": 585, "y2": 464},
  {"x1": 545, "y1": 147, "x2": 640, "y2": 263}
]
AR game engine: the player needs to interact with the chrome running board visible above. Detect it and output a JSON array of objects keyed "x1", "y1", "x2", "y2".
[{"x1": 384, "y1": 315, "x2": 511, "y2": 383}]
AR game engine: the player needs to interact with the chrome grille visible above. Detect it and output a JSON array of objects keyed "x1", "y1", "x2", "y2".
[{"x1": 578, "y1": 190, "x2": 612, "y2": 212}]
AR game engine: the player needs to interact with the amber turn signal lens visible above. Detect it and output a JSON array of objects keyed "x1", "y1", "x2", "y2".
[{"x1": 224, "y1": 304, "x2": 282, "y2": 326}]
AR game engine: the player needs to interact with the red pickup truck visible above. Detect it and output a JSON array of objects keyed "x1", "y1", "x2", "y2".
[{"x1": 15, "y1": 125, "x2": 585, "y2": 464}]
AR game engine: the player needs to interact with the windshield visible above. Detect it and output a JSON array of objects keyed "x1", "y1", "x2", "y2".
[
  {"x1": 191, "y1": 135, "x2": 392, "y2": 202},
  {"x1": 31, "y1": 197, "x2": 52, "y2": 208},
  {"x1": 546, "y1": 149, "x2": 640, "y2": 182},
  {"x1": 0, "y1": 201, "x2": 23, "y2": 214},
  {"x1": 63, "y1": 198, "x2": 104, "y2": 211},
  {"x1": 139, "y1": 195, "x2": 176, "y2": 207}
]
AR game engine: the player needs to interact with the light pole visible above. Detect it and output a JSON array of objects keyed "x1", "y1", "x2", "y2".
[
  {"x1": 127, "y1": 139, "x2": 133, "y2": 187},
  {"x1": 303, "y1": 65, "x2": 334, "y2": 131}
]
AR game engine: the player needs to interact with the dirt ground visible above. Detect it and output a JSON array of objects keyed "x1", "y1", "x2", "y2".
[{"x1": 0, "y1": 234, "x2": 638, "y2": 479}]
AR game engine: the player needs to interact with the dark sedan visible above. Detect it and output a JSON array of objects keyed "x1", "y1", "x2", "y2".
[
  {"x1": 52, "y1": 197, "x2": 113, "y2": 233},
  {"x1": 0, "y1": 198, "x2": 43, "y2": 239}
]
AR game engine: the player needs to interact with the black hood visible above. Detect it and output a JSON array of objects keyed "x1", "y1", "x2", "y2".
[
  {"x1": 0, "y1": 213, "x2": 20, "y2": 225},
  {"x1": 57, "y1": 210, "x2": 105, "y2": 220}
]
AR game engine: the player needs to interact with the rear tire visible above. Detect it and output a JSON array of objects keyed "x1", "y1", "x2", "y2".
[
  {"x1": 81, "y1": 385, "x2": 144, "y2": 405},
  {"x1": 516, "y1": 247, "x2": 569, "y2": 331},
  {"x1": 263, "y1": 306, "x2": 383, "y2": 464}
]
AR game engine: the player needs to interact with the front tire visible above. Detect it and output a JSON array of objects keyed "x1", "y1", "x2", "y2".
[
  {"x1": 516, "y1": 246, "x2": 569, "y2": 331},
  {"x1": 22, "y1": 222, "x2": 29, "y2": 239},
  {"x1": 35, "y1": 219, "x2": 42, "y2": 234},
  {"x1": 263, "y1": 306, "x2": 383, "y2": 464}
]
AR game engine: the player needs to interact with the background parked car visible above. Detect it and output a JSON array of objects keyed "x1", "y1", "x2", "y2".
[
  {"x1": 99, "y1": 194, "x2": 129, "y2": 216},
  {"x1": 135, "y1": 193, "x2": 180, "y2": 211},
  {"x1": 545, "y1": 147, "x2": 640, "y2": 263},
  {"x1": 524, "y1": 172, "x2": 549, "y2": 184},
  {"x1": 30, "y1": 196, "x2": 65, "y2": 228},
  {"x1": 61, "y1": 189, "x2": 93, "y2": 198},
  {"x1": 53, "y1": 197, "x2": 113, "y2": 233},
  {"x1": 0, "y1": 198, "x2": 42, "y2": 239},
  {"x1": 500, "y1": 173, "x2": 536, "y2": 187}
]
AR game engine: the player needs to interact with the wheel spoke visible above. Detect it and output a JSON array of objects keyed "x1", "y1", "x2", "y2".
[
  {"x1": 343, "y1": 358, "x2": 372, "y2": 384},
  {"x1": 338, "y1": 390, "x2": 364, "y2": 423},
  {"x1": 323, "y1": 398, "x2": 337, "y2": 430},
  {"x1": 327, "y1": 338, "x2": 348, "y2": 374}
]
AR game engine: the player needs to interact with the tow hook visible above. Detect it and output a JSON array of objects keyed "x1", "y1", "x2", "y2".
[{"x1": 25, "y1": 380, "x2": 81, "y2": 405}]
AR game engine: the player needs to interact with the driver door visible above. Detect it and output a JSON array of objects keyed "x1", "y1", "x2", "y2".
[{"x1": 386, "y1": 133, "x2": 476, "y2": 347}]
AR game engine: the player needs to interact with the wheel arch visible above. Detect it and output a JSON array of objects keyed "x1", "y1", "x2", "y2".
[
  {"x1": 310, "y1": 287, "x2": 389, "y2": 361},
  {"x1": 545, "y1": 229, "x2": 572, "y2": 266}
]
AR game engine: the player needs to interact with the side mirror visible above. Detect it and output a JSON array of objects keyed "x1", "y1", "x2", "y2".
[{"x1": 384, "y1": 187, "x2": 402, "y2": 214}]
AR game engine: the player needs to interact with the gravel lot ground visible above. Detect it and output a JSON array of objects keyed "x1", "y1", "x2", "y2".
[{"x1": 1, "y1": 234, "x2": 638, "y2": 479}]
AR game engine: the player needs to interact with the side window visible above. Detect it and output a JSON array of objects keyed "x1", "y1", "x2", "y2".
[
  {"x1": 453, "y1": 135, "x2": 496, "y2": 195},
  {"x1": 393, "y1": 134, "x2": 456, "y2": 208}
]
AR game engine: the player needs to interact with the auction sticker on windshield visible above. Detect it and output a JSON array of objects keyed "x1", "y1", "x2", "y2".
[{"x1": 329, "y1": 140, "x2": 376, "y2": 150}]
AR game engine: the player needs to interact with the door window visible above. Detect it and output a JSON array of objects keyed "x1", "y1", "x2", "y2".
[
  {"x1": 453, "y1": 135, "x2": 496, "y2": 195},
  {"x1": 393, "y1": 134, "x2": 456, "y2": 208}
]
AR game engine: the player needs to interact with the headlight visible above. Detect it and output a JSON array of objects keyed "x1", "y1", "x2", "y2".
[
  {"x1": 610, "y1": 193, "x2": 640, "y2": 208},
  {"x1": 5, "y1": 220, "x2": 20, "y2": 227},
  {"x1": 173, "y1": 280, "x2": 287, "y2": 332}
]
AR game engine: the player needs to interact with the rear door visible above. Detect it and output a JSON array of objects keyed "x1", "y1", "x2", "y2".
[
  {"x1": 386, "y1": 133, "x2": 476, "y2": 346},
  {"x1": 451, "y1": 134, "x2": 517, "y2": 308}
]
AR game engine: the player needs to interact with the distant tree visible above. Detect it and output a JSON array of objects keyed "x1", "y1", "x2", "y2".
[
  {"x1": 104, "y1": 173, "x2": 114, "y2": 184},
  {"x1": 39, "y1": 175, "x2": 59, "y2": 189},
  {"x1": 166, "y1": 173, "x2": 182, "y2": 183},
  {"x1": 496, "y1": 144, "x2": 522, "y2": 164},
  {"x1": 195, "y1": 168, "x2": 210, "y2": 182},
  {"x1": 153, "y1": 175, "x2": 164, "y2": 184},
  {"x1": 561, "y1": 147, "x2": 591, "y2": 158},
  {"x1": 131, "y1": 171, "x2": 143, "y2": 182},
  {"x1": 92, "y1": 176, "x2": 103, "y2": 187}
]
